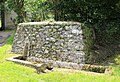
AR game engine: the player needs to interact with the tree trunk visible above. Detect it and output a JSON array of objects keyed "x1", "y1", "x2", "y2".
[
  {"x1": 0, "y1": 2, "x2": 5, "y2": 31},
  {"x1": 53, "y1": 0, "x2": 62, "y2": 21}
]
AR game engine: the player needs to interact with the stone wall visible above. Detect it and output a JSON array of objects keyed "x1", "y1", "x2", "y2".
[
  {"x1": 12, "y1": 22, "x2": 86, "y2": 65},
  {"x1": 5, "y1": 10, "x2": 17, "y2": 29}
]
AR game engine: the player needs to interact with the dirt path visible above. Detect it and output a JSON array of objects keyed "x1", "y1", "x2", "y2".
[{"x1": 0, "y1": 31, "x2": 13, "y2": 46}]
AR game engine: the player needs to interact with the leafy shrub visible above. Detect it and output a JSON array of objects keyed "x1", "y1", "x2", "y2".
[{"x1": 114, "y1": 55, "x2": 120, "y2": 64}]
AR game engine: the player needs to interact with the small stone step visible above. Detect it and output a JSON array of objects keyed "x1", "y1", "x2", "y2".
[
  {"x1": 0, "y1": 35, "x2": 11, "y2": 46},
  {"x1": 0, "y1": 38, "x2": 6, "y2": 44},
  {"x1": 0, "y1": 31, "x2": 13, "y2": 46},
  {"x1": 0, "y1": 43, "x2": 4, "y2": 46},
  {"x1": 0, "y1": 36, "x2": 2, "y2": 38}
]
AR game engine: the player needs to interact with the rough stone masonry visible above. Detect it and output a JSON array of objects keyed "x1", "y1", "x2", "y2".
[{"x1": 12, "y1": 22, "x2": 86, "y2": 69}]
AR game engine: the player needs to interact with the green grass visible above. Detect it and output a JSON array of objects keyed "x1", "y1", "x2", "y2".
[{"x1": 0, "y1": 32, "x2": 120, "y2": 82}]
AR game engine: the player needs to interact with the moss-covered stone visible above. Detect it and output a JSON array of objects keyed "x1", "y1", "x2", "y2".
[{"x1": 12, "y1": 21, "x2": 93, "y2": 68}]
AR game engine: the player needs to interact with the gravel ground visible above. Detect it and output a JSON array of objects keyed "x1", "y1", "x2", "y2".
[{"x1": 0, "y1": 31, "x2": 13, "y2": 46}]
